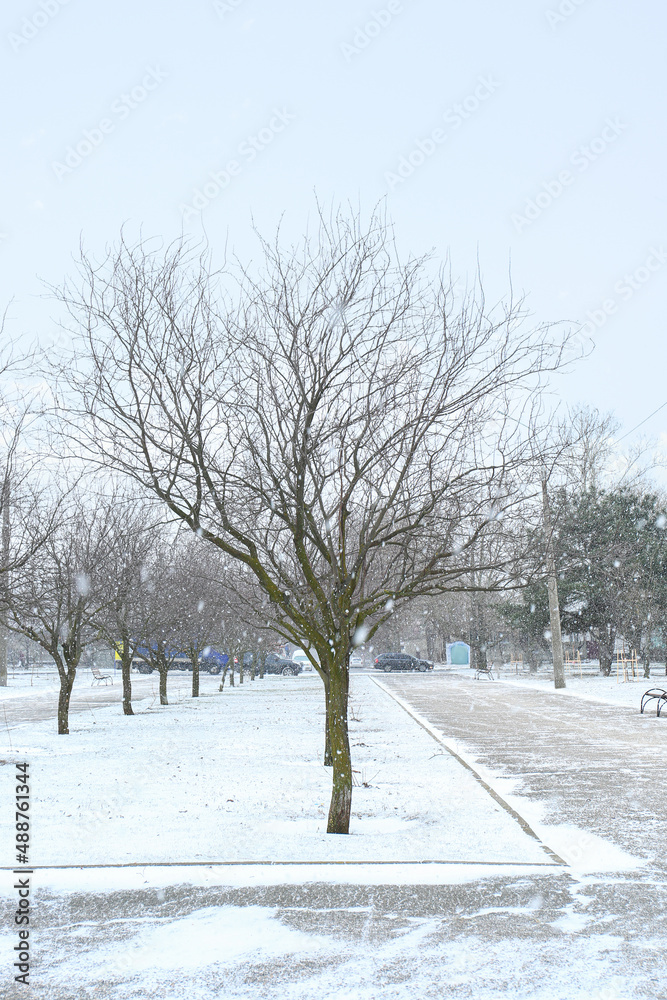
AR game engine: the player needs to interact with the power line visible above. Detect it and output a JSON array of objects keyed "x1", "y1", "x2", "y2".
[{"x1": 616, "y1": 399, "x2": 667, "y2": 442}]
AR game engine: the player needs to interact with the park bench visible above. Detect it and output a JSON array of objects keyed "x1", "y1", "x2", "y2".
[
  {"x1": 474, "y1": 665, "x2": 495, "y2": 680},
  {"x1": 640, "y1": 688, "x2": 666, "y2": 717},
  {"x1": 91, "y1": 666, "x2": 112, "y2": 686}
]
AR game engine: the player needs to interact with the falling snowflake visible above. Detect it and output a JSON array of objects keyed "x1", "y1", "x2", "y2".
[{"x1": 352, "y1": 624, "x2": 369, "y2": 646}]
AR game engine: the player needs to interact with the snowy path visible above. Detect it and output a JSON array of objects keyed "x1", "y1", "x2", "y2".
[
  {"x1": 7, "y1": 870, "x2": 657, "y2": 1000},
  {"x1": 1, "y1": 673, "x2": 665, "y2": 998},
  {"x1": 379, "y1": 673, "x2": 667, "y2": 871},
  {"x1": 0, "y1": 671, "x2": 209, "y2": 730}
]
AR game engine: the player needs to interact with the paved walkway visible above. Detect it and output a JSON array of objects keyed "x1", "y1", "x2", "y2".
[{"x1": 380, "y1": 673, "x2": 667, "y2": 867}]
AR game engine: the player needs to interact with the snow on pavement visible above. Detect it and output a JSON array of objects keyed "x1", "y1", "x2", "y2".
[
  {"x1": 1, "y1": 672, "x2": 662, "y2": 999},
  {"x1": 381, "y1": 673, "x2": 664, "y2": 875},
  {"x1": 1, "y1": 874, "x2": 652, "y2": 1000}
]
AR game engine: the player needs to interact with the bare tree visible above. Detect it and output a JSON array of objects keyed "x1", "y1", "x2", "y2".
[
  {"x1": 165, "y1": 534, "x2": 233, "y2": 697},
  {"x1": 93, "y1": 495, "x2": 162, "y2": 715},
  {"x1": 6, "y1": 494, "x2": 117, "y2": 733},
  {"x1": 566, "y1": 406, "x2": 619, "y2": 493},
  {"x1": 130, "y1": 541, "x2": 188, "y2": 706},
  {"x1": 214, "y1": 566, "x2": 272, "y2": 687},
  {"x1": 51, "y1": 209, "x2": 573, "y2": 832},
  {"x1": 0, "y1": 457, "x2": 66, "y2": 687},
  {"x1": 0, "y1": 325, "x2": 61, "y2": 686}
]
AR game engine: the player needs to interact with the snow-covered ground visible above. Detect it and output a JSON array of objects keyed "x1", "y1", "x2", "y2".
[
  {"x1": 0, "y1": 673, "x2": 551, "y2": 867},
  {"x1": 0, "y1": 668, "x2": 63, "y2": 700},
  {"x1": 0, "y1": 664, "x2": 200, "y2": 701},
  {"x1": 442, "y1": 662, "x2": 667, "y2": 710},
  {"x1": 0, "y1": 671, "x2": 662, "y2": 998},
  {"x1": 497, "y1": 668, "x2": 665, "y2": 710}
]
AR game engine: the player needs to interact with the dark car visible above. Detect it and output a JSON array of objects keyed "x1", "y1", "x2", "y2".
[
  {"x1": 263, "y1": 652, "x2": 302, "y2": 676},
  {"x1": 374, "y1": 652, "x2": 431, "y2": 673},
  {"x1": 417, "y1": 658, "x2": 435, "y2": 671}
]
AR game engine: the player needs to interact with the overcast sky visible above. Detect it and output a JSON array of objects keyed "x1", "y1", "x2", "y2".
[{"x1": 3, "y1": 0, "x2": 666, "y2": 451}]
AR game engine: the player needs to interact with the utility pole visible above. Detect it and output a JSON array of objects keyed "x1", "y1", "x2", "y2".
[
  {"x1": 0, "y1": 476, "x2": 9, "y2": 687},
  {"x1": 542, "y1": 478, "x2": 566, "y2": 690}
]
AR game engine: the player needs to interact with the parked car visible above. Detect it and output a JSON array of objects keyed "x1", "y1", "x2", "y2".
[
  {"x1": 130, "y1": 641, "x2": 231, "y2": 675},
  {"x1": 131, "y1": 643, "x2": 195, "y2": 674},
  {"x1": 263, "y1": 652, "x2": 302, "y2": 676},
  {"x1": 374, "y1": 652, "x2": 432, "y2": 672},
  {"x1": 349, "y1": 653, "x2": 364, "y2": 667},
  {"x1": 417, "y1": 658, "x2": 434, "y2": 671},
  {"x1": 291, "y1": 648, "x2": 317, "y2": 671}
]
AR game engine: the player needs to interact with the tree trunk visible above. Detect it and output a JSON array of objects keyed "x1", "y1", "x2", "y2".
[
  {"x1": 219, "y1": 665, "x2": 228, "y2": 692},
  {"x1": 159, "y1": 667, "x2": 168, "y2": 705},
  {"x1": 229, "y1": 663, "x2": 234, "y2": 687},
  {"x1": 121, "y1": 649, "x2": 134, "y2": 715},
  {"x1": 323, "y1": 677, "x2": 333, "y2": 767},
  {"x1": 0, "y1": 611, "x2": 7, "y2": 687},
  {"x1": 192, "y1": 656, "x2": 200, "y2": 698},
  {"x1": 642, "y1": 652, "x2": 650, "y2": 680},
  {"x1": 542, "y1": 480, "x2": 566, "y2": 690},
  {"x1": 471, "y1": 642, "x2": 487, "y2": 671},
  {"x1": 239, "y1": 658, "x2": 244, "y2": 684},
  {"x1": 57, "y1": 666, "x2": 76, "y2": 735},
  {"x1": 326, "y1": 661, "x2": 352, "y2": 834},
  {"x1": 599, "y1": 631, "x2": 615, "y2": 676}
]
